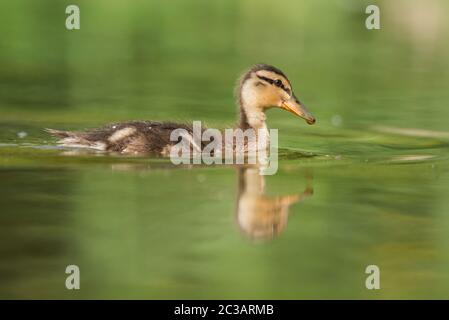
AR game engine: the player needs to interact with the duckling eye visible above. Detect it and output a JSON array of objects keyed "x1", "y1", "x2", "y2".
[{"x1": 274, "y1": 79, "x2": 283, "y2": 87}]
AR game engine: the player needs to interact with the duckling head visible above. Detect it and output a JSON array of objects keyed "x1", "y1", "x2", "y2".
[{"x1": 237, "y1": 64, "x2": 316, "y2": 129}]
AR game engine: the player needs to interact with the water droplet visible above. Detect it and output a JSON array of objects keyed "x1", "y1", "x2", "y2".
[
  {"x1": 17, "y1": 131, "x2": 27, "y2": 138},
  {"x1": 331, "y1": 115, "x2": 343, "y2": 127}
]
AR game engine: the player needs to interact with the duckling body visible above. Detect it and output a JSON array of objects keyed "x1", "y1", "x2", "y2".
[
  {"x1": 47, "y1": 64, "x2": 315, "y2": 155},
  {"x1": 46, "y1": 121, "x2": 204, "y2": 155}
]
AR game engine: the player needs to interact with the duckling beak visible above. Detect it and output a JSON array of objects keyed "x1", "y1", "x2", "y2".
[{"x1": 281, "y1": 95, "x2": 316, "y2": 125}]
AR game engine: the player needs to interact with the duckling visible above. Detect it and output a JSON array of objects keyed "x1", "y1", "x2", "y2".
[{"x1": 46, "y1": 64, "x2": 315, "y2": 154}]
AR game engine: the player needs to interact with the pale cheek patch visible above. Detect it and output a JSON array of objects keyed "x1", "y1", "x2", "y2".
[{"x1": 108, "y1": 127, "x2": 137, "y2": 143}]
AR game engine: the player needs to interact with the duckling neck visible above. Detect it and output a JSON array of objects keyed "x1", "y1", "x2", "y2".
[
  {"x1": 240, "y1": 109, "x2": 266, "y2": 129},
  {"x1": 239, "y1": 105, "x2": 270, "y2": 150}
]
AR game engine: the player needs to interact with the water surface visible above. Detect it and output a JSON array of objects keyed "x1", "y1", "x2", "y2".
[{"x1": 1, "y1": 0, "x2": 449, "y2": 299}]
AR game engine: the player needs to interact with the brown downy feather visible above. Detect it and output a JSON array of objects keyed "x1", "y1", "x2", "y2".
[{"x1": 45, "y1": 121, "x2": 206, "y2": 154}]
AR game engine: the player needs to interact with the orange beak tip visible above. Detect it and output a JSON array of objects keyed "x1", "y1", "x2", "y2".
[{"x1": 281, "y1": 101, "x2": 316, "y2": 125}]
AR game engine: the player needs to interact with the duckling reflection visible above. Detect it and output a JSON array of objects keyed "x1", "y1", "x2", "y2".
[{"x1": 236, "y1": 167, "x2": 313, "y2": 241}]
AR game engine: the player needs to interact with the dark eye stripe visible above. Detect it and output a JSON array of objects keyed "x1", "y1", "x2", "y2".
[
  {"x1": 257, "y1": 75, "x2": 275, "y2": 85},
  {"x1": 256, "y1": 75, "x2": 290, "y2": 94}
]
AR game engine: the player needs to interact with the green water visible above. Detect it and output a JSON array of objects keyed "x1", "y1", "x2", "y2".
[{"x1": 1, "y1": 0, "x2": 449, "y2": 299}]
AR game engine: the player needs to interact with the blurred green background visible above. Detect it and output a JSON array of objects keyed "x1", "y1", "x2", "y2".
[{"x1": 1, "y1": 0, "x2": 449, "y2": 299}]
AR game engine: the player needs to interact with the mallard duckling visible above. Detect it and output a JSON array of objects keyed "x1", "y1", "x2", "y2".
[{"x1": 46, "y1": 64, "x2": 315, "y2": 154}]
